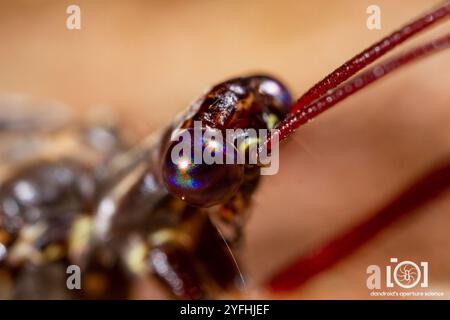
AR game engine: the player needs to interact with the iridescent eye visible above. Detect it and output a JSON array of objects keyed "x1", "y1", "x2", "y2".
[
  {"x1": 253, "y1": 75, "x2": 292, "y2": 114},
  {"x1": 162, "y1": 127, "x2": 244, "y2": 207}
]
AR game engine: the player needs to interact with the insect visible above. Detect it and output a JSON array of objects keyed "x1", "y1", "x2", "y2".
[{"x1": 0, "y1": 2, "x2": 449, "y2": 299}]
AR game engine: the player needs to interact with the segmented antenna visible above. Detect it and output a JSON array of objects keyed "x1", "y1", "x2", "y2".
[
  {"x1": 292, "y1": 1, "x2": 450, "y2": 113},
  {"x1": 264, "y1": 2, "x2": 450, "y2": 151},
  {"x1": 265, "y1": 3, "x2": 450, "y2": 292},
  {"x1": 270, "y1": 33, "x2": 450, "y2": 144}
]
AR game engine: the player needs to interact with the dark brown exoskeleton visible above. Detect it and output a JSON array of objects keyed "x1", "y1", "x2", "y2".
[
  {"x1": 0, "y1": 75, "x2": 292, "y2": 299},
  {"x1": 0, "y1": 98, "x2": 130, "y2": 299},
  {"x1": 93, "y1": 75, "x2": 292, "y2": 299}
]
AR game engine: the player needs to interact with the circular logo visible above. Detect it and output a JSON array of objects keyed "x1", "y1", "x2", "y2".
[{"x1": 393, "y1": 261, "x2": 421, "y2": 288}]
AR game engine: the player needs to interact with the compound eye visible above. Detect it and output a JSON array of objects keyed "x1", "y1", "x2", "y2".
[
  {"x1": 253, "y1": 75, "x2": 292, "y2": 115},
  {"x1": 162, "y1": 127, "x2": 244, "y2": 207}
]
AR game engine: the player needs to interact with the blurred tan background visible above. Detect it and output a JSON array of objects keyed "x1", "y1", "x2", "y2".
[{"x1": 0, "y1": 0, "x2": 449, "y2": 299}]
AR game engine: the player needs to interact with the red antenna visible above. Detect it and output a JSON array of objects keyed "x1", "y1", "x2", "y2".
[
  {"x1": 291, "y1": 2, "x2": 450, "y2": 114},
  {"x1": 264, "y1": 2, "x2": 450, "y2": 151},
  {"x1": 264, "y1": 2, "x2": 450, "y2": 292},
  {"x1": 268, "y1": 157, "x2": 450, "y2": 291}
]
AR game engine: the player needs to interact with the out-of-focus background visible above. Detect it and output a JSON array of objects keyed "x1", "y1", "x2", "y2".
[{"x1": 1, "y1": 0, "x2": 449, "y2": 299}]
